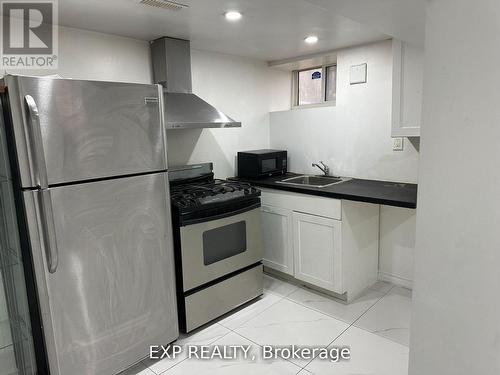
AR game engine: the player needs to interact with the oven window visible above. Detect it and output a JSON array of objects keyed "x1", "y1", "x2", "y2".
[
  {"x1": 202, "y1": 221, "x2": 247, "y2": 265},
  {"x1": 261, "y1": 158, "x2": 276, "y2": 173}
]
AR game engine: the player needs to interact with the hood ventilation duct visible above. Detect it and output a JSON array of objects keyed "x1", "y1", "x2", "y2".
[
  {"x1": 139, "y1": 0, "x2": 189, "y2": 11},
  {"x1": 151, "y1": 37, "x2": 241, "y2": 129}
]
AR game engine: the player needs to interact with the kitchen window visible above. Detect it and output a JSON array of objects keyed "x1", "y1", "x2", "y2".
[{"x1": 293, "y1": 64, "x2": 337, "y2": 108}]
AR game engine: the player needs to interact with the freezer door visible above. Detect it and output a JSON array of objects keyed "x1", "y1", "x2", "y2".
[
  {"x1": 4, "y1": 75, "x2": 166, "y2": 188},
  {"x1": 23, "y1": 172, "x2": 178, "y2": 375}
]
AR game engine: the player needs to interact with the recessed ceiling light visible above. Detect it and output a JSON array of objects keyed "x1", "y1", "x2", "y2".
[
  {"x1": 304, "y1": 35, "x2": 319, "y2": 44},
  {"x1": 225, "y1": 11, "x2": 242, "y2": 21}
]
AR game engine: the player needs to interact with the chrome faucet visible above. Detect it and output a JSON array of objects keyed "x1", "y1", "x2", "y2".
[{"x1": 312, "y1": 161, "x2": 329, "y2": 176}]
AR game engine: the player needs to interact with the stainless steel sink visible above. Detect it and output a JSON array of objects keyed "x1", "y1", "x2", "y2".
[{"x1": 277, "y1": 175, "x2": 351, "y2": 188}]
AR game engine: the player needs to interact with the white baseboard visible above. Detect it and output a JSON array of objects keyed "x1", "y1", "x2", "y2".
[{"x1": 378, "y1": 272, "x2": 413, "y2": 289}]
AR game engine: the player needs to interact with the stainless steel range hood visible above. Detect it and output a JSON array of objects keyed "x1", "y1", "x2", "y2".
[{"x1": 151, "y1": 37, "x2": 241, "y2": 129}]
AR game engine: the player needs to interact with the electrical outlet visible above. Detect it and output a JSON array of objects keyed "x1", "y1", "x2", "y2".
[{"x1": 392, "y1": 137, "x2": 404, "y2": 151}]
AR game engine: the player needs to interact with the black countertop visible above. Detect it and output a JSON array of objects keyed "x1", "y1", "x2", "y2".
[{"x1": 230, "y1": 173, "x2": 417, "y2": 209}]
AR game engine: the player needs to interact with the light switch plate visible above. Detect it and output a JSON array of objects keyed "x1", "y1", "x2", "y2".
[
  {"x1": 350, "y1": 63, "x2": 367, "y2": 84},
  {"x1": 392, "y1": 137, "x2": 404, "y2": 151}
]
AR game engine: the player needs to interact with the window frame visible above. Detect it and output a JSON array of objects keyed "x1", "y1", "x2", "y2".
[{"x1": 292, "y1": 64, "x2": 337, "y2": 109}]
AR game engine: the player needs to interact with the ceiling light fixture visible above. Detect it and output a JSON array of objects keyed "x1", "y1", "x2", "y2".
[
  {"x1": 304, "y1": 35, "x2": 319, "y2": 44},
  {"x1": 225, "y1": 11, "x2": 242, "y2": 21}
]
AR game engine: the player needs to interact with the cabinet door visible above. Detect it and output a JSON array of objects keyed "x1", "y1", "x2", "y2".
[
  {"x1": 391, "y1": 39, "x2": 424, "y2": 137},
  {"x1": 292, "y1": 212, "x2": 343, "y2": 293},
  {"x1": 261, "y1": 205, "x2": 294, "y2": 275}
]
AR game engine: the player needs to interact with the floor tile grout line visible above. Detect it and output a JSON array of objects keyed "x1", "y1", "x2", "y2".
[
  {"x1": 350, "y1": 324, "x2": 410, "y2": 348},
  {"x1": 350, "y1": 284, "x2": 397, "y2": 326},
  {"x1": 261, "y1": 282, "x2": 392, "y2": 333},
  {"x1": 300, "y1": 323, "x2": 353, "y2": 370},
  {"x1": 299, "y1": 294, "x2": 396, "y2": 371},
  {"x1": 219, "y1": 318, "x2": 304, "y2": 370},
  {"x1": 152, "y1": 355, "x2": 185, "y2": 374},
  {"x1": 214, "y1": 307, "x2": 311, "y2": 371},
  {"x1": 225, "y1": 295, "x2": 354, "y2": 370},
  {"x1": 277, "y1": 293, "x2": 366, "y2": 324},
  {"x1": 281, "y1": 279, "x2": 396, "y2": 320},
  {"x1": 282, "y1": 288, "x2": 386, "y2": 326},
  {"x1": 235, "y1": 277, "x2": 397, "y2": 370},
  {"x1": 228, "y1": 294, "x2": 355, "y2": 351},
  {"x1": 149, "y1": 280, "x2": 296, "y2": 373},
  {"x1": 153, "y1": 278, "x2": 402, "y2": 374},
  {"x1": 218, "y1": 289, "x2": 287, "y2": 331},
  {"x1": 143, "y1": 327, "x2": 235, "y2": 375},
  {"x1": 149, "y1": 313, "x2": 305, "y2": 372},
  {"x1": 264, "y1": 284, "x2": 300, "y2": 299},
  {"x1": 263, "y1": 274, "x2": 302, "y2": 296},
  {"x1": 282, "y1": 296, "x2": 355, "y2": 326},
  {"x1": 297, "y1": 367, "x2": 311, "y2": 375},
  {"x1": 347, "y1": 289, "x2": 397, "y2": 340},
  {"x1": 299, "y1": 285, "x2": 400, "y2": 370},
  {"x1": 155, "y1": 312, "x2": 404, "y2": 372},
  {"x1": 347, "y1": 285, "x2": 413, "y2": 348},
  {"x1": 369, "y1": 284, "x2": 396, "y2": 297},
  {"x1": 381, "y1": 284, "x2": 396, "y2": 295}
]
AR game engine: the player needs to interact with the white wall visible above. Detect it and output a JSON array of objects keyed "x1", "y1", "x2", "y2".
[
  {"x1": 270, "y1": 40, "x2": 418, "y2": 182},
  {"x1": 409, "y1": 1, "x2": 500, "y2": 374},
  {"x1": 269, "y1": 40, "x2": 418, "y2": 287},
  {"x1": 166, "y1": 50, "x2": 290, "y2": 178},
  {"x1": 3, "y1": 27, "x2": 418, "y2": 288},
  {"x1": 3, "y1": 26, "x2": 152, "y2": 83},
  {"x1": 2, "y1": 26, "x2": 290, "y2": 179}
]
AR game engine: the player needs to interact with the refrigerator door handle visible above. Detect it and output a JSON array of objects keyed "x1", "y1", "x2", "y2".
[
  {"x1": 38, "y1": 189, "x2": 59, "y2": 273},
  {"x1": 24, "y1": 94, "x2": 49, "y2": 189}
]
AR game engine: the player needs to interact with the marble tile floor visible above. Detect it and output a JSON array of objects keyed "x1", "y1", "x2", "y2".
[{"x1": 122, "y1": 274, "x2": 412, "y2": 375}]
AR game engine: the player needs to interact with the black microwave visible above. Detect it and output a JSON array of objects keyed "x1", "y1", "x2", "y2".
[{"x1": 237, "y1": 149, "x2": 287, "y2": 179}]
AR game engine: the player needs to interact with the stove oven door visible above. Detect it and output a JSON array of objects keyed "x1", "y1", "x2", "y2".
[{"x1": 179, "y1": 204, "x2": 263, "y2": 291}]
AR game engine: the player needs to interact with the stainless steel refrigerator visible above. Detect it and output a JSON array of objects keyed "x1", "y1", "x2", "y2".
[{"x1": 0, "y1": 75, "x2": 178, "y2": 375}]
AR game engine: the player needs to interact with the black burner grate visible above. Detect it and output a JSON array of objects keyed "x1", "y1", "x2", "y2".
[{"x1": 170, "y1": 179, "x2": 260, "y2": 210}]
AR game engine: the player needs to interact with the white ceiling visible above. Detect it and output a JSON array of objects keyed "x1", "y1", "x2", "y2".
[
  {"x1": 305, "y1": 0, "x2": 426, "y2": 46},
  {"x1": 58, "y1": 0, "x2": 425, "y2": 62}
]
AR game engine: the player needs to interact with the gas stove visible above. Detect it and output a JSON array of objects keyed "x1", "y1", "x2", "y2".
[
  {"x1": 170, "y1": 179, "x2": 260, "y2": 210},
  {"x1": 169, "y1": 163, "x2": 261, "y2": 224},
  {"x1": 168, "y1": 163, "x2": 263, "y2": 333}
]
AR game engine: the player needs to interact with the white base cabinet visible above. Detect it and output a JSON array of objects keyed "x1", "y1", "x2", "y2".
[
  {"x1": 292, "y1": 212, "x2": 343, "y2": 294},
  {"x1": 261, "y1": 205, "x2": 294, "y2": 275},
  {"x1": 260, "y1": 188, "x2": 379, "y2": 302}
]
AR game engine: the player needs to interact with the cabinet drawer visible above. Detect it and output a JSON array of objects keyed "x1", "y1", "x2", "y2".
[
  {"x1": 184, "y1": 264, "x2": 263, "y2": 332},
  {"x1": 260, "y1": 188, "x2": 341, "y2": 220}
]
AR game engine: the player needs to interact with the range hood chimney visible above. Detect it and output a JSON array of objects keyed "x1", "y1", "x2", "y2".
[{"x1": 151, "y1": 37, "x2": 241, "y2": 129}]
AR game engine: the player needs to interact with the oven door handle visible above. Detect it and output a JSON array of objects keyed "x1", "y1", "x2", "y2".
[{"x1": 181, "y1": 202, "x2": 261, "y2": 226}]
